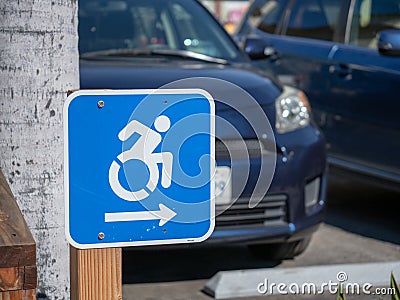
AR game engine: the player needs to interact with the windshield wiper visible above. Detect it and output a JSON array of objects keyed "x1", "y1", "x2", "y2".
[
  {"x1": 151, "y1": 49, "x2": 229, "y2": 65},
  {"x1": 81, "y1": 48, "x2": 229, "y2": 65}
]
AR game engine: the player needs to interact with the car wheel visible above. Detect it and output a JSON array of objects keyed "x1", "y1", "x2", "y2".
[{"x1": 249, "y1": 237, "x2": 312, "y2": 260}]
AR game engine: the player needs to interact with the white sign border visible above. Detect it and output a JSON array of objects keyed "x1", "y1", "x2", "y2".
[{"x1": 64, "y1": 89, "x2": 215, "y2": 249}]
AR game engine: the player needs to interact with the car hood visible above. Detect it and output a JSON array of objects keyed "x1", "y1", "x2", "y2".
[
  {"x1": 80, "y1": 59, "x2": 281, "y2": 106},
  {"x1": 79, "y1": 59, "x2": 281, "y2": 139}
]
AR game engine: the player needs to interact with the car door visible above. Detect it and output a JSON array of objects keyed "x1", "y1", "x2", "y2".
[
  {"x1": 327, "y1": 0, "x2": 400, "y2": 179},
  {"x1": 235, "y1": 0, "x2": 290, "y2": 79},
  {"x1": 243, "y1": 0, "x2": 348, "y2": 135}
]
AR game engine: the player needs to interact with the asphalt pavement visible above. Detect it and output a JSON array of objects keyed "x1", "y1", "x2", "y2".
[{"x1": 122, "y1": 178, "x2": 400, "y2": 300}]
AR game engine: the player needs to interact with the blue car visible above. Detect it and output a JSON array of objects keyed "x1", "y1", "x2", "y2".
[
  {"x1": 78, "y1": 0, "x2": 326, "y2": 258},
  {"x1": 237, "y1": 0, "x2": 400, "y2": 189}
]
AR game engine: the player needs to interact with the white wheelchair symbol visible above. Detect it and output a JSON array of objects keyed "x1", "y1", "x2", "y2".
[{"x1": 109, "y1": 115, "x2": 173, "y2": 201}]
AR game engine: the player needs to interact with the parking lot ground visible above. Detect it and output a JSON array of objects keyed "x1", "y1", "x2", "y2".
[
  {"x1": 123, "y1": 179, "x2": 400, "y2": 300},
  {"x1": 281, "y1": 223, "x2": 400, "y2": 268},
  {"x1": 124, "y1": 282, "x2": 398, "y2": 300}
]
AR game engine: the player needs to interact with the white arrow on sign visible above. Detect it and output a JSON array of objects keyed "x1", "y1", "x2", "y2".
[{"x1": 104, "y1": 204, "x2": 177, "y2": 226}]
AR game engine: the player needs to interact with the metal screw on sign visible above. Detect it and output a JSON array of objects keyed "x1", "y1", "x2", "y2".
[{"x1": 97, "y1": 100, "x2": 105, "y2": 108}]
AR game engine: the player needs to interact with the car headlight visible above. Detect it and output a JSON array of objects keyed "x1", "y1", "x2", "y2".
[{"x1": 275, "y1": 87, "x2": 311, "y2": 134}]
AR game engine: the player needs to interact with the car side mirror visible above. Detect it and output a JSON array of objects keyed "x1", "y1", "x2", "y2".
[
  {"x1": 243, "y1": 35, "x2": 274, "y2": 60},
  {"x1": 378, "y1": 29, "x2": 400, "y2": 57}
]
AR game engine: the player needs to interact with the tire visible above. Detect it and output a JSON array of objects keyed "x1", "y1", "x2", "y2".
[{"x1": 249, "y1": 237, "x2": 312, "y2": 260}]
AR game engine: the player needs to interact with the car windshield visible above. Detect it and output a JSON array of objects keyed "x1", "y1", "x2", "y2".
[{"x1": 78, "y1": 0, "x2": 242, "y2": 62}]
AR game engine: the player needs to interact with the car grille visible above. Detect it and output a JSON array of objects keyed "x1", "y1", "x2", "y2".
[
  {"x1": 215, "y1": 139, "x2": 275, "y2": 160},
  {"x1": 215, "y1": 195, "x2": 288, "y2": 228}
]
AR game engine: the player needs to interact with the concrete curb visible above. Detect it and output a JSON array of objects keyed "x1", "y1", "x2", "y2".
[{"x1": 204, "y1": 261, "x2": 400, "y2": 299}]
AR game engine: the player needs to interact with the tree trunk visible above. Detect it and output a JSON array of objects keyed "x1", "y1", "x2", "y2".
[{"x1": 0, "y1": 0, "x2": 79, "y2": 298}]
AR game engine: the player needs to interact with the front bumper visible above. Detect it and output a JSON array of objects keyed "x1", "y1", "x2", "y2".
[{"x1": 209, "y1": 124, "x2": 327, "y2": 245}]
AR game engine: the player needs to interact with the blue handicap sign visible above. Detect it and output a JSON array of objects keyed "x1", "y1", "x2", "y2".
[{"x1": 64, "y1": 89, "x2": 215, "y2": 249}]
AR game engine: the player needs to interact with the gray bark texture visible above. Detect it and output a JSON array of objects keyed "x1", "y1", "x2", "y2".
[{"x1": 0, "y1": 0, "x2": 79, "y2": 298}]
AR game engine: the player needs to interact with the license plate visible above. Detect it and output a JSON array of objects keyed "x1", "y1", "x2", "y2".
[{"x1": 215, "y1": 166, "x2": 232, "y2": 205}]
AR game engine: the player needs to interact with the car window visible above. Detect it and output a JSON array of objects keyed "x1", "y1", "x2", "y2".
[
  {"x1": 348, "y1": 0, "x2": 400, "y2": 48},
  {"x1": 285, "y1": 0, "x2": 342, "y2": 41},
  {"x1": 247, "y1": 0, "x2": 288, "y2": 34},
  {"x1": 78, "y1": 0, "x2": 241, "y2": 61},
  {"x1": 169, "y1": 3, "x2": 232, "y2": 58}
]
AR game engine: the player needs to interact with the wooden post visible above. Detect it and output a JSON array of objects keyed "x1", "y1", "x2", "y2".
[
  {"x1": 0, "y1": 169, "x2": 37, "y2": 300},
  {"x1": 70, "y1": 247, "x2": 122, "y2": 300}
]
